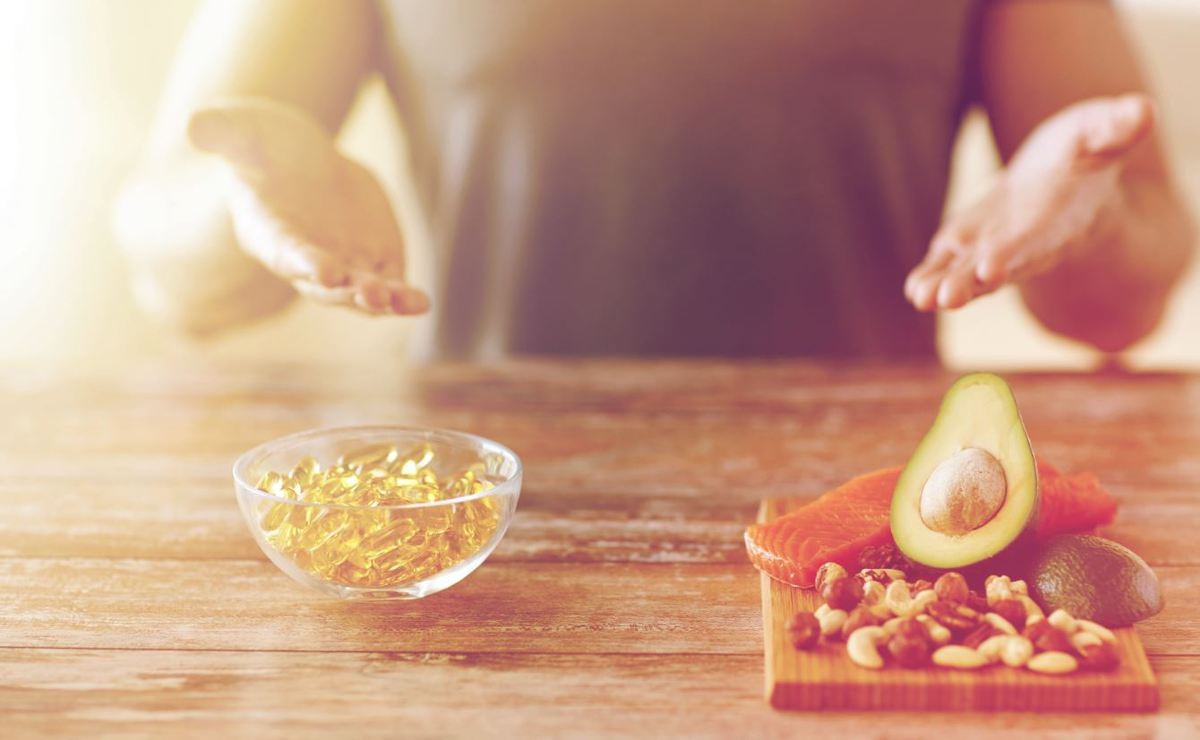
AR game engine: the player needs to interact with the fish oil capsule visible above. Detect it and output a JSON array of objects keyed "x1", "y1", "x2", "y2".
[{"x1": 257, "y1": 446, "x2": 503, "y2": 590}]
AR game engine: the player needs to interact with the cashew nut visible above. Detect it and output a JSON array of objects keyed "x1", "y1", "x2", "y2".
[
  {"x1": 846, "y1": 626, "x2": 887, "y2": 669},
  {"x1": 977, "y1": 634, "x2": 1010, "y2": 663},
  {"x1": 912, "y1": 589, "x2": 938, "y2": 615},
  {"x1": 885, "y1": 580, "x2": 917, "y2": 618}
]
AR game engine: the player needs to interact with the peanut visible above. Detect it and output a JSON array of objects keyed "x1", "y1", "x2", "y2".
[
  {"x1": 846, "y1": 626, "x2": 887, "y2": 669},
  {"x1": 1076, "y1": 619, "x2": 1116, "y2": 645},
  {"x1": 1018, "y1": 595, "x2": 1044, "y2": 622},
  {"x1": 932, "y1": 645, "x2": 989, "y2": 670},
  {"x1": 868, "y1": 603, "x2": 894, "y2": 621},
  {"x1": 1027, "y1": 651, "x2": 1078, "y2": 675},
  {"x1": 1000, "y1": 636, "x2": 1034, "y2": 668},
  {"x1": 818, "y1": 608, "x2": 848, "y2": 639},
  {"x1": 984, "y1": 612, "x2": 1017, "y2": 636},
  {"x1": 1047, "y1": 609, "x2": 1078, "y2": 634}
]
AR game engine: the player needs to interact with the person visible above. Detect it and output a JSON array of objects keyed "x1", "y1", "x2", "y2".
[{"x1": 114, "y1": 0, "x2": 1194, "y2": 359}]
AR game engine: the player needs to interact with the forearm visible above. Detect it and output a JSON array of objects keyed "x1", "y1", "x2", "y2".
[
  {"x1": 1020, "y1": 175, "x2": 1195, "y2": 352},
  {"x1": 115, "y1": 0, "x2": 378, "y2": 334},
  {"x1": 115, "y1": 157, "x2": 296, "y2": 335}
]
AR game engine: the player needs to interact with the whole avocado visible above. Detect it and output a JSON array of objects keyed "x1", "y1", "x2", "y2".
[{"x1": 1028, "y1": 534, "x2": 1164, "y2": 627}]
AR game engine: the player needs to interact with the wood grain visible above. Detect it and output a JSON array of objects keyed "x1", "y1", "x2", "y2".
[{"x1": 1, "y1": 359, "x2": 1198, "y2": 735}]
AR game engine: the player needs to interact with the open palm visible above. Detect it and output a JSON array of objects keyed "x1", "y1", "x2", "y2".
[{"x1": 188, "y1": 99, "x2": 428, "y2": 315}]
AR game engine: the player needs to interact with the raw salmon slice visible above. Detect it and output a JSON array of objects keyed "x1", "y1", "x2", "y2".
[{"x1": 745, "y1": 460, "x2": 1116, "y2": 587}]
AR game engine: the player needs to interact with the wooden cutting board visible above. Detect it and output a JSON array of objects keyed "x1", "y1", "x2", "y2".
[{"x1": 759, "y1": 497, "x2": 1160, "y2": 711}]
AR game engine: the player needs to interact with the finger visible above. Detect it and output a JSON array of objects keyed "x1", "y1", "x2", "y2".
[
  {"x1": 906, "y1": 227, "x2": 974, "y2": 309},
  {"x1": 352, "y1": 277, "x2": 395, "y2": 315},
  {"x1": 1077, "y1": 94, "x2": 1155, "y2": 163},
  {"x1": 390, "y1": 284, "x2": 430, "y2": 315},
  {"x1": 936, "y1": 255, "x2": 984, "y2": 310},
  {"x1": 188, "y1": 99, "x2": 334, "y2": 179},
  {"x1": 974, "y1": 249, "x2": 1008, "y2": 289},
  {"x1": 905, "y1": 248, "x2": 954, "y2": 303}
]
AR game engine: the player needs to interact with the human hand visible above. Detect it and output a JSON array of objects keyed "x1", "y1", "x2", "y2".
[
  {"x1": 187, "y1": 99, "x2": 429, "y2": 315},
  {"x1": 905, "y1": 94, "x2": 1155, "y2": 311}
]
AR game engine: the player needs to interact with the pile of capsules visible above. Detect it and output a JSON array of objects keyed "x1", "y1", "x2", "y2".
[{"x1": 254, "y1": 443, "x2": 501, "y2": 589}]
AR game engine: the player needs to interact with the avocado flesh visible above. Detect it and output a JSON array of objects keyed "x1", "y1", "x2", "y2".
[
  {"x1": 891, "y1": 373, "x2": 1039, "y2": 569},
  {"x1": 1029, "y1": 535, "x2": 1164, "y2": 627}
]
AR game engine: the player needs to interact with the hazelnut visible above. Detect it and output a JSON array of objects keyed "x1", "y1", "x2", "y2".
[
  {"x1": 934, "y1": 572, "x2": 969, "y2": 604},
  {"x1": 1077, "y1": 641, "x2": 1120, "y2": 671},
  {"x1": 990, "y1": 598, "x2": 1027, "y2": 632},
  {"x1": 841, "y1": 606, "x2": 882, "y2": 641},
  {"x1": 786, "y1": 611, "x2": 820, "y2": 650},
  {"x1": 887, "y1": 631, "x2": 931, "y2": 668},
  {"x1": 893, "y1": 617, "x2": 930, "y2": 642},
  {"x1": 823, "y1": 574, "x2": 865, "y2": 612},
  {"x1": 814, "y1": 562, "x2": 847, "y2": 595}
]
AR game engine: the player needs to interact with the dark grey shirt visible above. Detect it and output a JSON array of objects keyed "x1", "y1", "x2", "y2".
[{"x1": 380, "y1": 1, "x2": 978, "y2": 358}]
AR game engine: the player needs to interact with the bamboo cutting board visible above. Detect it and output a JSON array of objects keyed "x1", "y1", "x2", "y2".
[{"x1": 759, "y1": 497, "x2": 1160, "y2": 711}]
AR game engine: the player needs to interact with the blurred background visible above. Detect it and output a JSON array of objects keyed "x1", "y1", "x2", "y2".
[{"x1": 2, "y1": 0, "x2": 1197, "y2": 371}]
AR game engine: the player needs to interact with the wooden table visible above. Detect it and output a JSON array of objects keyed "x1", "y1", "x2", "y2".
[{"x1": 1, "y1": 359, "x2": 1196, "y2": 737}]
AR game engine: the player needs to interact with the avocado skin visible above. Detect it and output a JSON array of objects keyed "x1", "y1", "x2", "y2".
[{"x1": 1027, "y1": 534, "x2": 1164, "y2": 627}]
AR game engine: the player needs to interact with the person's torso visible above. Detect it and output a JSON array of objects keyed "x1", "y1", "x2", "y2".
[{"x1": 378, "y1": 0, "x2": 979, "y2": 358}]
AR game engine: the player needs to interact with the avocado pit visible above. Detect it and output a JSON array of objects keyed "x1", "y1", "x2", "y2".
[{"x1": 919, "y1": 447, "x2": 1007, "y2": 535}]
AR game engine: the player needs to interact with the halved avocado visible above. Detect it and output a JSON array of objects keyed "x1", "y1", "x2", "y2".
[{"x1": 890, "y1": 373, "x2": 1039, "y2": 569}]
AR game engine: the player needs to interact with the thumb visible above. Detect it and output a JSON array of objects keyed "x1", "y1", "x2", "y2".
[
  {"x1": 1077, "y1": 93, "x2": 1155, "y2": 162},
  {"x1": 187, "y1": 98, "x2": 336, "y2": 179}
]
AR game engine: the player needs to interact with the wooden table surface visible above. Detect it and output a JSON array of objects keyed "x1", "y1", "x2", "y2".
[{"x1": 1, "y1": 359, "x2": 1197, "y2": 738}]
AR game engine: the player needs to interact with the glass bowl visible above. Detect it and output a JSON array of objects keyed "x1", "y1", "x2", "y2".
[{"x1": 233, "y1": 426, "x2": 522, "y2": 600}]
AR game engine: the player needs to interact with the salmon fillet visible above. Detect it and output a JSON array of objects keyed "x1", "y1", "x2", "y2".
[{"x1": 745, "y1": 460, "x2": 1116, "y2": 587}]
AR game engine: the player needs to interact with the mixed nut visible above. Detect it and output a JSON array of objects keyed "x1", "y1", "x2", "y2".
[{"x1": 788, "y1": 563, "x2": 1121, "y2": 674}]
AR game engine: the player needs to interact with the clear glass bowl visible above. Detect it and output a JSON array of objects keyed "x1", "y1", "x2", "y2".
[{"x1": 233, "y1": 426, "x2": 522, "y2": 600}]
